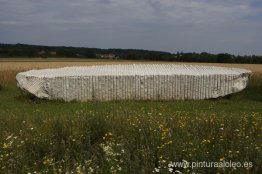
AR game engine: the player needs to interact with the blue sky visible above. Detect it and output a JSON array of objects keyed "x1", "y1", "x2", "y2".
[{"x1": 0, "y1": 0, "x2": 262, "y2": 55}]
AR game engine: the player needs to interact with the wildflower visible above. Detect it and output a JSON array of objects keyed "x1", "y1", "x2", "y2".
[
  {"x1": 110, "y1": 166, "x2": 115, "y2": 171},
  {"x1": 3, "y1": 143, "x2": 8, "y2": 149},
  {"x1": 202, "y1": 139, "x2": 211, "y2": 144},
  {"x1": 166, "y1": 140, "x2": 173, "y2": 145},
  {"x1": 154, "y1": 168, "x2": 160, "y2": 173},
  {"x1": 43, "y1": 158, "x2": 53, "y2": 165},
  {"x1": 88, "y1": 167, "x2": 94, "y2": 173},
  {"x1": 105, "y1": 132, "x2": 113, "y2": 137},
  {"x1": 219, "y1": 157, "x2": 225, "y2": 161},
  {"x1": 6, "y1": 135, "x2": 13, "y2": 140}
]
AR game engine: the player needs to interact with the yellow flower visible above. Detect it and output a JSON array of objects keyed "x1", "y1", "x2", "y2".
[
  {"x1": 219, "y1": 157, "x2": 225, "y2": 161},
  {"x1": 202, "y1": 139, "x2": 211, "y2": 144},
  {"x1": 164, "y1": 128, "x2": 170, "y2": 132},
  {"x1": 3, "y1": 143, "x2": 7, "y2": 149},
  {"x1": 166, "y1": 140, "x2": 173, "y2": 145}
]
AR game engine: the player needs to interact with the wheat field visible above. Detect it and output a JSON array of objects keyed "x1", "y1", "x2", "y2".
[
  {"x1": 1, "y1": 59, "x2": 262, "y2": 86},
  {"x1": 1, "y1": 60, "x2": 262, "y2": 72}
]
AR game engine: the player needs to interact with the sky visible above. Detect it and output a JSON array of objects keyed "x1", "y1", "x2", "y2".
[{"x1": 0, "y1": 0, "x2": 262, "y2": 55}]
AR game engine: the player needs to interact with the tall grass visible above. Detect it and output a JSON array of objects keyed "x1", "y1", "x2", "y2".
[
  {"x1": 0, "y1": 70, "x2": 22, "y2": 87},
  {"x1": 0, "y1": 66, "x2": 262, "y2": 173}
]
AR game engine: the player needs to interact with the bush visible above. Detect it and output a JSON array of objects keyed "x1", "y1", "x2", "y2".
[{"x1": 0, "y1": 84, "x2": 3, "y2": 91}]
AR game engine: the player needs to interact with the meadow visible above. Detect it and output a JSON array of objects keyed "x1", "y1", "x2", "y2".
[{"x1": 0, "y1": 60, "x2": 262, "y2": 174}]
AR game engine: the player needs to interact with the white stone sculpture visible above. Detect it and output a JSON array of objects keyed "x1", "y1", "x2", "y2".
[{"x1": 16, "y1": 64, "x2": 251, "y2": 101}]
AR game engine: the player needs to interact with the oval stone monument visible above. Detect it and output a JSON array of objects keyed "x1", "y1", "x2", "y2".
[{"x1": 16, "y1": 64, "x2": 251, "y2": 101}]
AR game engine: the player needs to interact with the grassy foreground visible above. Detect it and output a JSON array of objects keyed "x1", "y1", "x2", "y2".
[{"x1": 0, "y1": 73, "x2": 262, "y2": 173}]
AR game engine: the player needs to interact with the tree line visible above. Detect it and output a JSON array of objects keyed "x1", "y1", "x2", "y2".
[{"x1": 0, "y1": 43, "x2": 261, "y2": 64}]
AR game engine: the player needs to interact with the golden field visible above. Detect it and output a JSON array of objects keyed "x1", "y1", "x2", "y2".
[
  {"x1": 0, "y1": 58, "x2": 261, "y2": 77},
  {"x1": 1, "y1": 59, "x2": 262, "y2": 86},
  {"x1": 1, "y1": 59, "x2": 262, "y2": 73}
]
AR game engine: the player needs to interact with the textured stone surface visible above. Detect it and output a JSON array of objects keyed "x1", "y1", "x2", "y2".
[{"x1": 16, "y1": 64, "x2": 251, "y2": 101}]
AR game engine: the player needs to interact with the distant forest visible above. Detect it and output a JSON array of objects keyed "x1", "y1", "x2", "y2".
[{"x1": 0, "y1": 43, "x2": 261, "y2": 64}]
